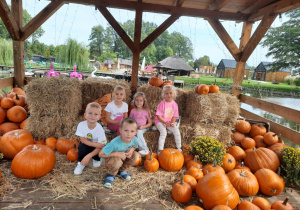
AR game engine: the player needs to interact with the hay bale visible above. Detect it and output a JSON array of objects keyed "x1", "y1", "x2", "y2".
[
  {"x1": 224, "y1": 93, "x2": 240, "y2": 126},
  {"x1": 25, "y1": 76, "x2": 82, "y2": 139},
  {"x1": 81, "y1": 78, "x2": 131, "y2": 105},
  {"x1": 137, "y1": 84, "x2": 162, "y2": 117}
]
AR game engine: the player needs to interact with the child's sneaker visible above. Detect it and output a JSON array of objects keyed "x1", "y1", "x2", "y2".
[
  {"x1": 177, "y1": 148, "x2": 183, "y2": 153},
  {"x1": 74, "y1": 162, "x2": 85, "y2": 175},
  {"x1": 93, "y1": 159, "x2": 101, "y2": 168},
  {"x1": 138, "y1": 149, "x2": 150, "y2": 156},
  {"x1": 117, "y1": 171, "x2": 131, "y2": 181},
  {"x1": 157, "y1": 150, "x2": 162, "y2": 155},
  {"x1": 103, "y1": 174, "x2": 115, "y2": 189}
]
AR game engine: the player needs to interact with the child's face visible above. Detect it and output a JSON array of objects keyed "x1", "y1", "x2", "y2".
[
  {"x1": 164, "y1": 88, "x2": 174, "y2": 102},
  {"x1": 85, "y1": 107, "x2": 101, "y2": 124},
  {"x1": 119, "y1": 122, "x2": 138, "y2": 143},
  {"x1": 134, "y1": 95, "x2": 144, "y2": 108},
  {"x1": 114, "y1": 90, "x2": 125, "y2": 102}
]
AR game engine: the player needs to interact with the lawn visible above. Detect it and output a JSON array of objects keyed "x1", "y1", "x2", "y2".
[{"x1": 176, "y1": 75, "x2": 300, "y2": 93}]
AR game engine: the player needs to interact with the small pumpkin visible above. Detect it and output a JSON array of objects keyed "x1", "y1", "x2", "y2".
[
  {"x1": 67, "y1": 143, "x2": 78, "y2": 162},
  {"x1": 263, "y1": 132, "x2": 279, "y2": 146},
  {"x1": 158, "y1": 148, "x2": 184, "y2": 172},
  {"x1": 0, "y1": 95, "x2": 14, "y2": 109},
  {"x1": 134, "y1": 155, "x2": 142, "y2": 166},
  {"x1": 45, "y1": 137, "x2": 57, "y2": 150},
  {"x1": 56, "y1": 138, "x2": 78, "y2": 154},
  {"x1": 232, "y1": 131, "x2": 245, "y2": 144},
  {"x1": 235, "y1": 119, "x2": 251, "y2": 134},
  {"x1": 11, "y1": 87, "x2": 25, "y2": 96},
  {"x1": 212, "y1": 205, "x2": 231, "y2": 210},
  {"x1": 184, "y1": 206, "x2": 203, "y2": 210},
  {"x1": 11, "y1": 144, "x2": 56, "y2": 179},
  {"x1": 7, "y1": 106, "x2": 27, "y2": 123},
  {"x1": 182, "y1": 145, "x2": 190, "y2": 153},
  {"x1": 13, "y1": 94, "x2": 26, "y2": 107},
  {"x1": 202, "y1": 160, "x2": 225, "y2": 175},
  {"x1": 250, "y1": 124, "x2": 267, "y2": 137},
  {"x1": 183, "y1": 174, "x2": 197, "y2": 191},
  {"x1": 271, "y1": 198, "x2": 293, "y2": 210},
  {"x1": 145, "y1": 152, "x2": 158, "y2": 160},
  {"x1": 238, "y1": 201, "x2": 260, "y2": 210},
  {"x1": 186, "y1": 156, "x2": 203, "y2": 170},
  {"x1": 235, "y1": 161, "x2": 251, "y2": 171},
  {"x1": 172, "y1": 172, "x2": 192, "y2": 203},
  {"x1": 144, "y1": 153, "x2": 159, "y2": 172},
  {"x1": 195, "y1": 84, "x2": 209, "y2": 95},
  {"x1": 241, "y1": 137, "x2": 256, "y2": 150},
  {"x1": 0, "y1": 122, "x2": 19, "y2": 134},
  {"x1": 222, "y1": 153, "x2": 236, "y2": 172},
  {"x1": 34, "y1": 139, "x2": 45, "y2": 145},
  {"x1": 20, "y1": 118, "x2": 28, "y2": 129},
  {"x1": 269, "y1": 143, "x2": 287, "y2": 161},
  {"x1": 162, "y1": 80, "x2": 173, "y2": 86},
  {"x1": 253, "y1": 135, "x2": 267, "y2": 148},
  {"x1": 209, "y1": 79, "x2": 219, "y2": 93},
  {"x1": 252, "y1": 197, "x2": 271, "y2": 210},
  {"x1": 186, "y1": 166, "x2": 203, "y2": 181},
  {"x1": 227, "y1": 145, "x2": 246, "y2": 161},
  {"x1": 183, "y1": 152, "x2": 194, "y2": 165},
  {"x1": 149, "y1": 77, "x2": 163, "y2": 87}
]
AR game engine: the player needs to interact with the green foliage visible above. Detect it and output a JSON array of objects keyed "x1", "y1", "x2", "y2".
[
  {"x1": 194, "y1": 55, "x2": 212, "y2": 68},
  {"x1": 284, "y1": 75, "x2": 300, "y2": 86},
  {"x1": 0, "y1": 38, "x2": 13, "y2": 65},
  {"x1": 281, "y1": 147, "x2": 300, "y2": 186},
  {"x1": 190, "y1": 136, "x2": 226, "y2": 165}
]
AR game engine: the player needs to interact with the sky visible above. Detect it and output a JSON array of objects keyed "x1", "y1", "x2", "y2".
[{"x1": 14, "y1": 0, "x2": 287, "y2": 67}]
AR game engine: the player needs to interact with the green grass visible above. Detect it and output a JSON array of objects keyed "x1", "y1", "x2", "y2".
[{"x1": 176, "y1": 75, "x2": 300, "y2": 93}]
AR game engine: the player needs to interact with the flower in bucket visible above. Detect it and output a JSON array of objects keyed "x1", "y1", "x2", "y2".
[{"x1": 190, "y1": 136, "x2": 226, "y2": 165}]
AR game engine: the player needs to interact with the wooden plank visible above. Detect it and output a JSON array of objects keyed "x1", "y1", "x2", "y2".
[
  {"x1": 232, "y1": 61, "x2": 246, "y2": 96},
  {"x1": 240, "y1": 13, "x2": 277, "y2": 62},
  {"x1": 97, "y1": 6, "x2": 134, "y2": 52},
  {"x1": 140, "y1": 14, "x2": 179, "y2": 53},
  {"x1": 21, "y1": 1, "x2": 65, "y2": 41},
  {"x1": 239, "y1": 21, "x2": 252, "y2": 51},
  {"x1": 208, "y1": 0, "x2": 231, "y2": 11},
  {"x1": 207, "y1": 18, "x2": 240, "y2": 61},
  {"x1": 239, "y1": 94, "x2": 300, "y2": 124},
  {"x1": 0, "y1": 77, "x2": 13, "y2": 89},
  {"x1": 240, "y1": 108, "x2": 300, "y2": 146},
  {"x1": 242, "y1": 0, "x2": 275, "y2": 14},
  {"x1": 0, "y1": 0, "x2": 20, "y2": 40}
]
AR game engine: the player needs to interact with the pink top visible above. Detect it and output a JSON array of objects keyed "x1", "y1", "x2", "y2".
[
  {"x1": 155, "y1": 100, "x2": 179, "y2": 124},
  {"x1": 129, "y1": 108, "x2": 151, "y2": 127}
]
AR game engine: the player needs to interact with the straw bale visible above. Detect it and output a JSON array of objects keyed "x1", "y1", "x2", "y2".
[
  {"x1": 137, "y1": 84, "x2": 162, "y2": 117},
  {"x1": 224, "y1": 93, "x2": 240, "y2": 126},
  {"x1": 25, "y1": 76, "x2": 82, "y2": 139},
  {"x1": 81, "y1": 77, "x2": 131, "y2": 105},
  {"x1": 175, "y1": 88, "x2": 189, "y2": 117}
]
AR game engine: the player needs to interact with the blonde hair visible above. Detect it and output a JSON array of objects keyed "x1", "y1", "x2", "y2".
[
  {"x1": 112, "y1": 85, "x2": 126, "y2": 100},
  {"x1": 161, "y1": 85, "x2": 177, "y2": 99},
  {"x1": 131, "y1": 92, "x2": 150, "y2": 111},
  {"x1": 85, "y1": 102, "x2": 101, "y2": 113}
]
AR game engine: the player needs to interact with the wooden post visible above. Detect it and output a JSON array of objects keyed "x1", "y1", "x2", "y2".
[{"x1": 11, "y1": 0, "x2": 25, "y2": 88}]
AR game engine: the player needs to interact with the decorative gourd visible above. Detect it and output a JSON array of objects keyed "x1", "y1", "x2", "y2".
[
  {"x1": 186, "y1": 166, "x2": 203, "y2": 181},
  {"x1": 202, "y1": 160, "x2": 225, "y2": 175},
  {"x1": 158, "y1": 148, "x2": 184, "y2": 171},
  {"x1": 172, "y1": 172, "x2": 192, "y2": 203},
  {"x1": 144, "y1": 153, "x2": 159, "y2": 172},
  {"x1": 235, "y1": 119, "x2": 251, "y2": 134},
  {"x1": 252, "y1": 197, "x2": 271, "y2": 210},
  {"x1": 145, "y1": 152, "x2": 158, "y2": 160},
  {"x1": 0, "y1": 107, "x2": 6, "y2": 124},
  {"x1": 13, "y1": 94, "x2": 26, "y2": 107},
  {"x1": 56, "y1": 138, "x2": 78, "y2": 154},
  {"x1": 209, "y1": 79, "x2": 219, "y2": 93},
  {"x1": 149, "y1": 77, "x2": 164, "y2": 87},
  {"x1": 183, "y1": 152, "x2": 194, "y2": 165},
  {"x1": 0, "y1": 129, "x2": 34, "y2": 159},
  {"x1": 250, "y1": 124, "x2": 267, "y2": 137},
  {"x1": 232, "y1": 131, "x2": 245, "y2": 144},
  {"x1": 244, "y1": 147, "x2": 280, "y2": 173},
  {"x1": 67, "y1": 143, "x2": 78, "y2": 162},
  {"x1": 238, "y1": 201, "x2": 260, "y2": 210},
  {"x1": 45, "y1": 137, "x2": 57, "y2": 150},
  {"x1": 227, "y1": 145, "x2": 246, "y2": 161},
  {"x1": 0, "y1": 122, "x2": 19, "y2": 134},
  {"x1": 271, "y1": 198, "x2": 294, "y2": 210},
  {"x1": 183, "y1": 174, "x2": 197, "y2": 191},
  {"x1": 263, "y1": 132, "x2": 279, "y2": 146},
  {"x1": 7, "y1": 106, "x2": 27, "y2": 123},
  {"x1": 222, "y1": 153, "x2": 236, "y2": 172},
  {"x1": 134, "y1": 155, "x2": 142, "y2": 166},
  {"x1": 255, "y1": 168, "x2": 285, "y2": 196},
  {"x1": 196, "y1": 172, "x2": 239, "y2": 210},
  {"x1": 11, "y1": 144, "x2": 56, "y2": 179},
  {"x1": 241, "y1": 137, "x2": 256, "y2": 150},
  {"x1": 253, "y1": 135, "x2": 267, "y2": 148},
  {"x1": 184, "y1": 206, "x2": 203, "y2": 210},
  {"x1": 186, "y1": 156, "x2": 202, "y2": 170},
  {"x1": 269, "y1": 143, "x2": 287, "y2": 161},
  {"x1": 227, "y1": 169, "x2": 259, "y2": 196},
  {"x1": 195, "y1": 84, "x2": 209, "y2": 95}
]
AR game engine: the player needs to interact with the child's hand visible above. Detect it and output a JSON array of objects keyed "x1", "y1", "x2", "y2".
[
  {"x1": 116, "y1": 152, "x2": 127, "y2": 160},
  {"x1": 138, "y1": 125, "x2": 144, "y2": 130},
  {"x1": 81, "y1": 155, "x2": 91, "y2": 166},
  {"x1": 125, "y1": 150, "x2": 133, "y2": 158},
  {"x1": 96, "y1": 143, "x2": 105, "y2": 149},
  {"x1": 165, "y1": 122, "x2": 171, "y2": 127},
  {"x1": 170, "y1": 123, "x2": 175, "y2": 127}
]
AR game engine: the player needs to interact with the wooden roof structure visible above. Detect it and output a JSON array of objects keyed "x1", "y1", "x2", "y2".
[
  {"x1": 153, "y1": 56, "x2": 194, "y2": 71},
  {"x1": 1, "y1": 0, "x2": 300, "y2": 94}
]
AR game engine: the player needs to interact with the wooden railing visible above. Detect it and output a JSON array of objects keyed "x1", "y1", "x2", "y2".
[{"x1": 1, "y1": 77, "x2": 299, "y2": 146}]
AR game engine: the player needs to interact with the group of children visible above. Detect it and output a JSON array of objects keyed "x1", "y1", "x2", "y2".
[{"x1": 74, "y1": 85, "x2": 182, "y2": 189}]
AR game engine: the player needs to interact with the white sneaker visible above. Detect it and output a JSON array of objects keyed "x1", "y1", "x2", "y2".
[
  {"x1": 177, "y1": 148, "x2": 182, "y2": 153},
  {"x1": 93, "y1": 159, "x2": 101, "y2": 168},
  {"x1": 138, "y1": 150, "x2": 150, "y2": 156},
  {"x1": 74, "y1": 162, "x2": 85, "y2": 175}
]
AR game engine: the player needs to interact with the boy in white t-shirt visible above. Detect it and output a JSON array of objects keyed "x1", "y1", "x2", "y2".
[{"x1": 74, "y1": 102, "x2": 107, "y2": 175}]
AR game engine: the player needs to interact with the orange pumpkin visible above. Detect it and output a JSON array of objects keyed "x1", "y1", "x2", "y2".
[
  {"x1": 269, "y1": 143, "x2": 287, "y2": 160},
  {"x1": 172, "y1": 173, "x2": 192, "y2": 203},
  {"x1": 186, "y1": 156, "x2": 203, "y2": 170},
  {"x1": 184, "y1": 206, "x2": 203, "y2": 210},
  {"x1": 235, "y1": 161, "x2": 251, "y2": 171},
  {"x1": 232, "y1": 131, "x2": 245, "y2": 144},
  {"x1": 183, "y1": 152, "x2": 194, "y2": 165},
  {"x1": 145, "y1": 152, "x2": 158, "y2": 160},
  {"x1": 222, "y1": 153, "x2": 236, "y2": 172},
  {"x1": 56, "y1": 138, "x2": 78, "y2": 154},
  {"x1": 235, "y1": 119, "x2": 251, "y2": 134},
  {"x1": 0, "y1": 107, "x2": 6, "y2": 124},
  {"x1": 186, "y1": 166, "x2": 203, "y2": 181},
  {"x1": 263, "y1": 132, "x2": 279, "y2": 146},
  {"x1": 182, "y1": 145, "x2": 190, "y2": 153},
  {"x1": 250, "y1": 124, "x2": 267, "y2": 137},
  {"x1": 144, "y1": 153, "x2": 159, "y2": 172},
  {"x1": 227, "y1": 145, "x2": 246, "y2": 161},
  {"x1": 134, "y1": 155, "x2": 142, "y2": 166},
  {"x1": 11, "y1": 87, "x2": 25, "y2": 96},
  {"x1": 34, "y1": 139, "x2": 45, "y2": 145},
  {"x1": 202, "y1": 161, "x2": 225, "y2": 175},
  {"x1": 183, "y1": 174, "x2": 197, "y2": 191},
  {"x1": 238, "y1": 201, "x2": 260, "y2": 210},
  {"x1": 92, "y1": 93, "x2": 111, "y2": 126},
  {"x1": 13, "y1": 94, "x2": 26, "y2": 107},
  {"x1": 271, "y1": 198, "x2": 293, "y2": 210},
  {"x1": 209, "y1": 79, "x2": 219, "y2": 93},
  {"x1": 195, "y1": 84, "x2": 209, "y2": 95},
  {"x1": 241, "y1": 137, "x2": 256, "y2": 150},
  {"x1": 162, "y1": 80, "x2": 173, "y2": 86},
  {"x1": 67, "y1": 143, "x2": 78, "y2": 162},
  {"x1": 253, "y1": 135, "x2": 267, "y2": 148},
  {"x1": 0, "y1": 96, "x2": 14, "y2": 109},
  {"x1": 252, "y1": 197, "x2": 271, "y2": 210},
  {"x1": 20, "y1": 118, "x2": 28, "y2": 129},
  {"x1": 212, "y1": 205, "x2": 231, "y2": 210},
  {"x1": 0, "y1": 122, "x2": 19, "y2": 134},
  {"x1": 158, "y1": 148, "x2": 184, "y2": 172},
  {"x1": 7, "y1": 106, "x2": 27, "y2": 123},
  {"x1": 149, "y1": 77, "x2": 164, "y2": 87},
  {"x1": 45, "y1": 137, "x2": 57, "y2": 150}
]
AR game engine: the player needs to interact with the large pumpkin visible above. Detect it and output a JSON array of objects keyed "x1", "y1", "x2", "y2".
[
  {"x1": 196, "y1": 172, "x2": 239, "y2": 210},
  {"x1": 0, "y1": 129, "x2": 34, "y2": 159},
  {"x1": 255, "y1": 168, "x2": 285, "y2": 196},
  {"x1": 11, "y1": 144, "x2": 56, "y2": 179},
  {"x1": 244, "y1": 147, "x2": 280, "y2": 173},
  {"x1": 149, "y1": 77, "x2": 163, "y2": 87},
  {"x1": 158, "y1": 148, "x2": 184, "y2": 171},
  {"x1": 56, "y1": 138, "x2": 78, "y2": 154}
]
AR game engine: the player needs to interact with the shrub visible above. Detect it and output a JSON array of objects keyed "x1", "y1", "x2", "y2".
[
  {"x1": 284, "y1": 75, "x2": 293, "y2": 85},
  {"x1": 293, "y1": 78, "x2": 300, "y2": 86},
  {"x1": 281, "y1": 147, "x2": 300, "y2": 186},
  {"x1": 190, "y1": 136, "x2": 226, "y2": 165}
]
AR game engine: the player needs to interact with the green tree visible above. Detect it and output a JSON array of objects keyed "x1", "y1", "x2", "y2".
[
  {"x1": 261, "y1": 8, "x2": 300, "y2": 74},
  {"x1": 88, "y1": 25, "x2": 106, "y2": 58},
  {"x1": 194, "y1": 55, "x2": 212, "y2": 68},
  {"x1": 169, "y1": 32, "x2": 193, "y2": 61},
  {"x1": 156, "y1": 46, "x2": 173, "y2": 61},
  {"x1": 0, "y1": 38, "x2": 13, "y2": 65}
]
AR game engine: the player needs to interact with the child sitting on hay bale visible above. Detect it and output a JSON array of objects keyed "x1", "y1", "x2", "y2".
[
  {"x1": 155, "y1": 85, "x2": 182, "y2": 154},
  {"x1": 129, "y1": 92, "x2": 152, "y2": 157},
  {"x1": 74, "y1": 102, "x2": 107, "y2": 175},
  {"x1": 99, "y1": 117, "x2": 140, "y2": 189},
  {"x1": 105, "y1": 86, "x2": 128, "y2": 136}
]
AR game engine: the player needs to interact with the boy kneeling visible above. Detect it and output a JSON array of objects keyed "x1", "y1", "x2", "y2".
[{"x1": 99, "y1": 117, "x2": 140, "y2": 189}]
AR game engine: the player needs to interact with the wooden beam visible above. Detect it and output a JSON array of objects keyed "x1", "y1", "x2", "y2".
[
  {"x1": 239, "y1": 94, "x2": 300, "y2": 124},
  {"x1": 232, "y1": 61, "x2": 246, "y2": 96},
  {"x1": 97, "y1": 6, "x2": 134, "y2": 52},
  {"x1": 208, "y1": 0, "x2": 231, "y2": 11},
  {"x1": 206, "y1": 18, "x2": 240, "y2": 61},
  {"x1": 239, "y1": 21, "x2": 252, "y2": 51},
  {"x1": 140, "y1": 15, "x2": 179, "y2": 53},
  {"x1": 0, "y1": 0, "x2": 20, "y2": 40},
  {"x1": 175, "y1": 0, "x2": 185, "y2": 7},
  {"x1": 240, "y1": 108, "x2": 300, "y2": 146},
  {"x1": 242, "y1": 0, "x2": 275, "y2": 14},
  {"x1": 240, "y1": 13, "x2": 277, "y2": 62},
  {"x1": 248, "y1": 0, "x2": 300, "y2": 21},
  {"x1": 0, "y1": 77, "x2": 14, "y2": 89},
  {"x1": 70, "y1": 0, "x2": 248, "y2": 21},
  {"x1": 131, "y1": 9, "x2": 142, "y2": 93},
  {"x1": 21, "y1": 1, "x2": 65, "y2": 41}
]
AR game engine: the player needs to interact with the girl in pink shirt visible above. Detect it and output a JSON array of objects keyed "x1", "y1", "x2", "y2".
[
  {"x1": 129, "y1": 92, "x2": 152, "y2": 156},
  {"x1": 155, "y1": 85, "x2": 181, "y2": 154}
]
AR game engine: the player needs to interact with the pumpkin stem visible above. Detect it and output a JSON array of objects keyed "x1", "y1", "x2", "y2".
[
  {"x1": 2, "y1": 89, "x2": 7, "y2": 97},
  {"x1": 214, "y1": 79, "x2": 216, "y2": 85},
  {"x1": 271, "y1": 189, "x2": 277, "y2": 194},
  {"x1": 32, "y1": 145, "x2": 38, "y2": 150},
  {"x1": 282, "y1": 198, "x2": 289, "y2": 206},
  {"x1": 241, "y1": 161, "x2": 245, "y2": 167},
  {"x1": 213, "y1": 159, "x2": 217, "y2": 168},
  {"x1": 272, "y1": 133, "x2": 277, "y2": 137},
  {"x1": 149, "y1": 152, "x2": 153, "y2": 161},
  {"x1": 239, "y1": 170, "x2": 247, "y2": 177},
  {"x1": 15, "y1": 93, "x2": 20, "y2": 100}
]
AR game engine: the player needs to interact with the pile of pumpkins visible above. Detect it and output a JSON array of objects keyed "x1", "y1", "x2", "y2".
[
  {"x1": 194, "y1": 80, "x2": 219, "y2": 95},
  {"x1": 148, "y1": 77, "x2": 173, "y2": 87}
]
